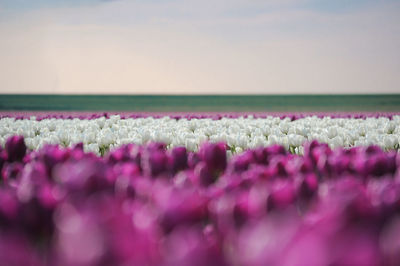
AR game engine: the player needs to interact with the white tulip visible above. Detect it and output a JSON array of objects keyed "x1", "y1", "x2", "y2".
[
  {"x1": 85, "y1": 143, "x2": 100, "y2": 155},
  {"x1": 279, "y1": 123, "x2": 289, "y2": 134},
  {"x1": 268, "y1": 135, "x2": 280, "y2": 145},
  {"x1": 326, "y1": 126, "x2": 338, "y2": 139},
  {"x1": 384, "y1": 135, "x2": 397, "y2": 150},
  {"x1": 281, "y1": 136, "x2": 289, "y2": 151},
  {"x1": 234, "y1": 147, "x2": 243, "y2": 154},
  {"x1": 185, "y1": 138, "x2": 197, "y2": 152},
  {"x1": 330, "y1": 136, "x2": 344, "y2": 149},
  {"x1": 288, "y1": 134, "x2": 305, "y2": 147},
  {"x1": 1, "y1": 116, "x2": 399, "y2": 154}
]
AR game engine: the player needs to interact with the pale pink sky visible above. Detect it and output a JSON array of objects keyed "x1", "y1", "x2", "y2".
[{"x1": 0, "y1": 0, "x2": 399, "y2": 94}]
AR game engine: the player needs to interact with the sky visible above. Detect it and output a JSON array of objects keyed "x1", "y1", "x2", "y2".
[{"x1": 0, "y1": 0, "x2": 399, "y2": 95}]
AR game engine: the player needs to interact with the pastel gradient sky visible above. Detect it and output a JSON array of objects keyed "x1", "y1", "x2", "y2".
[{"x1": 0, "y1": 0, "x2": 399, "y2": 94}]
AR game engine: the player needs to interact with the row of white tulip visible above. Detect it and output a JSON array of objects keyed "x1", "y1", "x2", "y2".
[{"x1": 0, "y1": 115, "x2": 399, "y2": 156}]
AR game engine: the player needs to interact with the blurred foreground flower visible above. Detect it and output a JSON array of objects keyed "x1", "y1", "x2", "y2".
[{"x1": 0, "y1": 136, "x2": 398, "y2": 265}]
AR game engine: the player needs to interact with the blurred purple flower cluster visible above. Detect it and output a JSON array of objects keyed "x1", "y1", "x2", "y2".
[
  {"x1": 1, "y1": 136, "x2": 400, "y2": 265},
  {"x1": 1, "y1": 111, "x2": 399, "y2": 121}
]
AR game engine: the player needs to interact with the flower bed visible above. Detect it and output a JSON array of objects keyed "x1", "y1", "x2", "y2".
[
  {"x1": 1, "y1": 111, "x2": 399, "y2": 120},
  {"x1": 1, "y1": 115, "x2": 399, "y2": 155},
  {"x1": 0, "y1": 136, "x2": 400, "y2": 265}
]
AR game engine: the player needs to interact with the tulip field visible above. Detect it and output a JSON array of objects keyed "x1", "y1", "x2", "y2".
[{"x1": 1, "y1": 112, "x2": 400, "y2": 265}]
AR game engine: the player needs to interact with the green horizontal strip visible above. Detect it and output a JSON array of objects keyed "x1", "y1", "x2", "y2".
[{"x1": 0, "y1": 94, "x2": 399, "y2": 111}]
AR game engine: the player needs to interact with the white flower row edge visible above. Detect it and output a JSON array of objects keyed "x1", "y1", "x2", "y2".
[{"x1": 1, "y1": 115, "x2": 399, "y2": 156}]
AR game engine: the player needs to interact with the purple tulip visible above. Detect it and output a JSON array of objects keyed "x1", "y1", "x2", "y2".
[
  {"x1": 253, "y1": 147, "x2": 269, "y2": 165},
  {"x1": 266, "y1": 144, "x2": 287, "y2": 157},
  {"x1": 155, "y1": 186, "x2": 209, "y2": 232},
  {"x1": 194, "y1": 161, "x2": 216, "y2": 186},
  {"x1": 188, "y1": 152, "x2": 201, "y2": 169},
  {"x1": 1, "y1": 162, "x2": 23, "y2": 182},
  {"x1": 295, "y1": 173, "x2": 319, "y2": 208},
  {"x1": 0, "y1": 147, "x2": 7, "y2": 171},
  {"x1": 53, "y1": 158, "x2": 111, "y2": 194},
  {"x1": 53, "y1": 202, "x2": 107, "y2": 266},
  {"x1": 107, "y1": 144, "x2": 136, "y2": 164},
  {"x1": 267, "y1": 180, "x2": 296, "y2": 211},
  {"x1": 142, "y1": 149, "x2": 169, "y2": 177},
  {"x1": 146, "y1": 142, "x2": 166, "y2": 151},
  {"x1": 365, "y1": 145, "x2": 383, "y2": 155},
  {"x1": 267, "y1": 156, "x2": 289, "y2": 178},
  {"x1": 0, "y1": 188, "x2": 19, "y2": 222},
  {"x1": 285, "y1": 156, "x2": 313, "y2": 176},
  {"x1": 0, "y1": 134, "x2": 399, "y2": 265},
  {"x1": 5, "y1": 136, "x2": 26, "y2": 162},
  {"x1": 170, "y1": 146, "x2": 188, "y2": 173},
  {"x1": 228, "y1": 151, "x2": 254, "y2": 174},
  {"x1": 39, "y1": 145, "x2": 70, "y2": 177},
  {"x1": 0, "y1": 233, "x2": 43, "y2": 266},
  {"x1": 368, "y1": 153, "x2": 397, "y2": 177},
  {"x1": 199, "y1": 142, "x2": 227, "y2": 172},
  {"x1": 327, "y1": 150, "x2": 351, "y2": 176},
  {"x1": 163, "y1": 227, "x2": 227, "y2": 266},
  {"x1": 237, "y1": 214, "x2": 299, "y2": 266}
]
